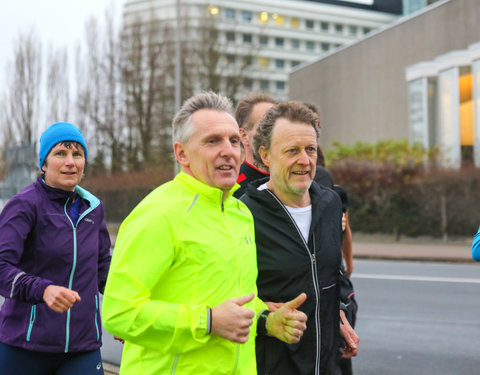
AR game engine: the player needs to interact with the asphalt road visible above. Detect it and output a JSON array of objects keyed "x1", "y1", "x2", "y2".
[
  {"x1": 2, "y1": 259, "x2": 480, "y2": 374},
  {"x1": 350, "y1": 260, "x2": 480, "y2": 375}
]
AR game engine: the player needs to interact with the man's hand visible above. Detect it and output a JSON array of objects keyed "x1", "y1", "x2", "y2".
[
  {"x1": 266, "y1": 293, "x2": 308, "y2": 344},
  {"x1": 339, "y1": 309, "x2": 359, "y2": 358},
  {"x1": 43, "y1": 285, "x2": 81, "y2": 313},
  {"x1": 211, "y1": 293, "x2": 255, "y2": 343}
]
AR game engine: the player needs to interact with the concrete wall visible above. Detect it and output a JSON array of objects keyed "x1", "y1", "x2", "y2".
[{"x1": 289, "y1": 0, "x2": 480, "y2": 150}]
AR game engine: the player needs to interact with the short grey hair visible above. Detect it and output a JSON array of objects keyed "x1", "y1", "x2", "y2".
[
  {"x1": 172, "y1": 91, "x2": 233, "y2": 144},
  {"x1": 253, "y1": 101, "x2": 319, "y2": 168}
]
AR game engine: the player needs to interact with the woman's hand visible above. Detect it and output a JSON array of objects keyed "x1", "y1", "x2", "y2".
[{"x1": 43, "y1": 285, "x2": 81, "y2": 313}]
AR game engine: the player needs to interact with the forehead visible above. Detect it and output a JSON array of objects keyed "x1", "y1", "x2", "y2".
[
  {"x1": 50, "y1": 142, "x2": 83, "y2": 151},
  {"x1": 190, "y1": 109, "x2": 239, "y2": 137},
  {"x1": 271, "y1": 118, "x2": 317, "y2": 146},
  {"x1": 251, "y1": 102, "x2": 274, "y2": 123}
]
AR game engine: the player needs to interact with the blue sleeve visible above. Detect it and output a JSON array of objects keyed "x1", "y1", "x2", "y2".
[{"x1": 472, "y1": 226, "x2": 480, "y2": 261}]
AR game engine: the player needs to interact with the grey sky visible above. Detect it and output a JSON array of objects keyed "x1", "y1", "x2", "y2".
[{"x1": 0, "y1": 0, "x2": 124, "y2": 88}]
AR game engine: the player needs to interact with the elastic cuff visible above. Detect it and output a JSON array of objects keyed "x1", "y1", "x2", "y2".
[
  {"x1": 207, "y1": 307, "x2": 212, "y2": 334},
  {"x1": 257, "y1": 309, "x2": 271, "y2": 336}
]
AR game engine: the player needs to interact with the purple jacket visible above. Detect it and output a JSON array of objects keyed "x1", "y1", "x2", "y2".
[{"x1": 0, "y1": 176, "x2": 111, "y2": 353}]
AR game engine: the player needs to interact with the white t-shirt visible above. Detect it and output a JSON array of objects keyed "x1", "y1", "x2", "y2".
[{"x1": 258, "y1": 183, "x2": 312, "y2": 242}]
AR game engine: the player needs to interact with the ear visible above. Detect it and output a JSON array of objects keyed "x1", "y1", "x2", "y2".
[
  {"x1": 239, "y1": 128, "x2": 250, "y2": 148},
  {"x1": 258, "y1": 146, "x2": 270, "y2": 168},
  {"x1": 174, "y1": 141, "x2": 190, "y2": 168}
]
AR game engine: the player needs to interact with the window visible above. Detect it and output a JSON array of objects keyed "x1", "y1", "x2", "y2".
[
  {"x1": 208, "y1": 5, "x2": 219, "y2": 16},
  {"x1": 226, "y1": 31, "x2": 235, "y2": 42},
  {"x1": 258, "y1": 57, "x2": 270, "y2": 68},
  {"x1": 275, "y1": 59, "x2": 285, "y2": 69},
  {"x1": 243, "y1": 79, "x2": 253, "y2": 90},
  {"x1": 225, "y1": 8, "x2": 236, "y2": 20},
  {"x1": 259, "y1": 35, "x2": 269, "y2": 45},
  {"x1": 291, "y1": 60, "x2": 300, "y2": 68},
  {"x1": 348, "y1": 25, "x2": 358, "y2": 35},
  {"x1": 321, "y1": 42, "x2": 329, "y2": 51},
  {"x1": 290, "y1": 17, "x2": 300, "y2": 28},
  {"x1": 320, "y1": 21, "x2": 329, "y2": 31},
  {"x1": 243, "y1": 33, "x2": 252, "y2": 43},
  {"x1": 291, "y1": 39, "x2": 300, "y2": 49},
  {"x1": 306, "y1": 41, "x2": 315, "y2": 51},
  {"x1": 276, "y1": 81, "x2": 285, "y2": 91},
  {"x1": 335, "y1": 24, "x2": 344, "y2": 33},
  {"x1": 242, "y1": 11, "x2": 252, "y2": 22},
  {"x1": 275, "y1": 37, "x2": 284, "y2": 47},
  {"x1": 225, "y1": 54, "x2": 235, "y2": 64},
  {"x1": 242, "y1": 56, "x2": 252, "y2": 67},
  {"x1": 259, "y1": 11, "x2": 269, "y2": 24},
  {"x1": 273, "y1": 14, "x2": 284, "y2": 26},
  {"x1": 260, "y1": 80, "x2": 270, "y2": 90},
  {"x1": 306, "y1": 19, "x2": 314, "y2": 30},
  {"x1": 363, "y1": 27, "x2": 371, "y2": 34}
]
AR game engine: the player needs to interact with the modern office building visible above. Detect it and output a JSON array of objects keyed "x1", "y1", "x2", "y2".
[
  {"x1": 289, "y1": 0, "x2": 480, "y2": 168},
  {"x1": 122, "y1": 0, "x2": 400, "y2": 100},
  {"x1": 402, "y1": 0, "x2": 441, "y2": 15}
]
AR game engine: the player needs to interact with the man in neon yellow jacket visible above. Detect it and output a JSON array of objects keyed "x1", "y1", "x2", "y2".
[{"x1": 102, "y1": 92, "x2": 307, "y2": 375}]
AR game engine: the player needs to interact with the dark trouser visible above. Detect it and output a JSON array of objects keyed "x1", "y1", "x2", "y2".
[{"x1": 0, "y1": 342, "x2": 104, "y2": 375}]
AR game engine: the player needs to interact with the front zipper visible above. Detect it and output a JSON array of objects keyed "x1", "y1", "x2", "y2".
[
  {"x1": 26, "y1": 305, "x2": 36, "y2": 341},
  {"x1": 265, "y1": 190, "x2": 322, "y2": 375},
  {"x1": 170, "y1": 354, "x2": 180, "y2": 374},
  {"x1": 63, "y1": 197, "x2": 77, "y2": 353}
]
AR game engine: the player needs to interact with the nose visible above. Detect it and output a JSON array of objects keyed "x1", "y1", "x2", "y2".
[
  {"x1": 64, "y1": 153, "x2": 75, "y2": 165},
  {"x1": 297, "y1": 149, "x2": 310, "y2": 165},
  {"x1": 220, "y1": 139, "x2": 235, "y2": 157}
]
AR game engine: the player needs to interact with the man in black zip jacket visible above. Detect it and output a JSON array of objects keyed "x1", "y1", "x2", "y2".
[{"x1": 241, "y1": 102, "x2": 359, "y2": 375}]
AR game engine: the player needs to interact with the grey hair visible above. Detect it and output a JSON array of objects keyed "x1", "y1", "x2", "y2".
[
  {"x1": 172, "y1": 91, "x2": 233, "y2": 144},
  {"x1": 253, "y1": 101, "x2": 319, "y2": 169}
]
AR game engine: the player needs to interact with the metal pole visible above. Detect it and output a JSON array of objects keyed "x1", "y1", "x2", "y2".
[
  {"x1": 175, "y1": 0, "x2": 181, "y2": 112},
  {"x1": 174, "y1": 0, "x2": 181, "y2": 174}
]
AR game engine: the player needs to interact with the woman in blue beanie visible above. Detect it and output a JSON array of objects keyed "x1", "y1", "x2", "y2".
[{"x1": 0, "y1": 122, "x2": 111, "y2": 375}]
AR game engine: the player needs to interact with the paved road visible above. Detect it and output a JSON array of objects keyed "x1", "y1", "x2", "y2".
[
  {"x1": 1, "y1": 254, "x2": 479, "y2": 374},
  {"x1": 351, "y1": 259, "x2": 480, "y2": 375}
]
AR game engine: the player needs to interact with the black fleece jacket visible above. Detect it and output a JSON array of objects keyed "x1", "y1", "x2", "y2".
[{"x1": 241, "y1": 178, "x2": 344, "y2": 375}]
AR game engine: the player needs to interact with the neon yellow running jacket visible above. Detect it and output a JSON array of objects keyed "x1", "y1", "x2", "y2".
[{"x1": 102, "y1": 171, "x2": 267, "y2": 374}]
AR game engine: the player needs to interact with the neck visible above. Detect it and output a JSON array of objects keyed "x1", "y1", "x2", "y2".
[
  {"x1": 244, "y1": 154, "x2": 268, "y2": 174},
  {"x1": 266, "y1": 181, "x2": 311, "y2": 208}
]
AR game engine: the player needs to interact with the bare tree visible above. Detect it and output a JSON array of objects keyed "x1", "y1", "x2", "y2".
[
  {"x1": 3, "y1": 30, "x2": 42, "y2": 145},
  {"x1": 45, "y1": 45, "x2": 70, "y2": 124},
  {"x1": 76, "y1": 9, "x2": 125, "y2": 173},
  {"x1": 121, "y1": 13, "x2": 174, "y2": 169}
]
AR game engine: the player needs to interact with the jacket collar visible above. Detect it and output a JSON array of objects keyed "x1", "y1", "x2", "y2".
[
  {"x1": 36, "y1": 175, "x2": 78, "y2": 202},
  {"x1": 175, "y1": 171, "x2": 239, "y2": 205}
]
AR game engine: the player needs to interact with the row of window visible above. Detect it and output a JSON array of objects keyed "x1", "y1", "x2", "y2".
[
  {"x1": 224, "y1": 55, "x2": 301, "y2": 70},
  {"x1": 225, "y1": 32, "x2": 341, "y2": 52},
  {"x1": 240, "y1": 78, "x2": 286, "y2": 92},
  {"x1": 208, "y1": 5, "x2": 372, "y2": 35}
]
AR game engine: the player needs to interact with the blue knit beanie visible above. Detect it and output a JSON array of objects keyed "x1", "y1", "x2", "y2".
[{"x1": 39, "y1": 122, "x2": 88, "y2": 170}]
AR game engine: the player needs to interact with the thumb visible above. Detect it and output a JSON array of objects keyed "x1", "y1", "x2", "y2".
[
  {"x1": 284, "y1": 293, "x2": 307, "y2": 309},
  {"x1": 232, "y1": 293, "x2": 255, "y2": 306},
  {"x1": 72, "y1": 291, "x2": 81, "y2": 302}
]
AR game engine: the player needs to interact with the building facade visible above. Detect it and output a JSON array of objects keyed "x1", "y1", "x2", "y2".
[
  {"x1": 289, "y1": 0, "x2": 480, "y2": 168},
  {"x1": 122, "y1": 0, "x2": 400, "y2": 100}
]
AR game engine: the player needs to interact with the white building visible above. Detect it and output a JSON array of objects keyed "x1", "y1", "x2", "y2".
[{"x1": 122, "y1": 0, "x2": 400, "y2": 100}]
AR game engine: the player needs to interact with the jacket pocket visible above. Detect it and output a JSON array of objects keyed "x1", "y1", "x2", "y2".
[
  {"x1": 26, "y1": 305, "x2": 36, "y2": 341},
  {"x1": 94, "y1": 295, "x2": 100, "y2": 342}
]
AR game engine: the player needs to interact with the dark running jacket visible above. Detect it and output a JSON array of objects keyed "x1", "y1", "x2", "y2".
[
  {"x1": 0, "y1": 176, "x2": 111, "y2": 353},
  {"x1": 241, "y1": 178, "x2": 343, "y2": 375}
]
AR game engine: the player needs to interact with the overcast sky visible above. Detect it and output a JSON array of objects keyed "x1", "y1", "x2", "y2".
[{"x1": 0, "y1": 0, "x2": 125, "y2": 89}]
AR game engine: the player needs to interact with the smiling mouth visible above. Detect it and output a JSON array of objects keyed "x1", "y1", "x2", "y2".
[
  {"x1": 218, "y1": 165, "x2": 233, "y2": 170},
  {"x1": 292, "y1": 171, "x2": 310, "y2": 175}
]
